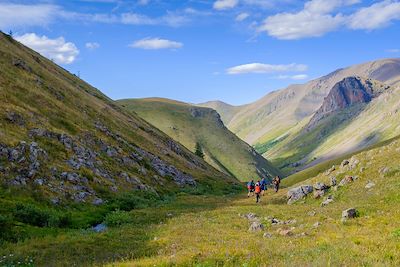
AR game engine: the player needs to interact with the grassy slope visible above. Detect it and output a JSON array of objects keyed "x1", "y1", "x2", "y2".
[
  {"x1": 118, "y1": 98, "x2": 282, "y2": 181},
  {"x1": 106, "y1": 135, "x2": 400, "y2": 266},
  {"x1": 0, "y1": 32, "x2": 242, "y2": 265}
]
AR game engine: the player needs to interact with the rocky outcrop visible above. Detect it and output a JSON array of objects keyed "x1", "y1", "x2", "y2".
[{"x1": 307, "y1": 77, "x2": 389, "y2": 129}]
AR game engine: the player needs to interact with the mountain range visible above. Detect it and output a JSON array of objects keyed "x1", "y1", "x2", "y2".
[{"x1": 201, "y1": 58, "x2": 400, "y2": 174}]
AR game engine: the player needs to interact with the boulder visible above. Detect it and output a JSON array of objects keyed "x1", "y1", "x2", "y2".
[
  {"x1": 92, "y1": 223, "x2": 107, "y2": 233},
  {"x1": 249, "y1": 221, "x2": 264, "y2": 232},
  {"x1": 5, "y1": 112, "x2": 25, "y2": 126},
  {"x1": 342, "y1": 208, "x2": 358, "y2": 222},
  {"x1": 330, "y1": 176, "x2": 337, "y2": 187},
  {"x1": 287, "y1": 185, "x2": 313, "y2": 204},
  {"x1": 313, "y1": 222, "x2": 321, "y2": 228},
  {"x1": 243, "y1": 213, "x2": 258, "y2": 221},
  {"x1": 341, "y1": 160, "x2": 350, "y2": 168},
  {"x1": 277, "y1": 227, "x2": 295, "y2": 236},
  {"x1": 325, "y1": 165, "x2": 336, "y2": 176},
  {"x1": 321, "y1": 195, "x2": 334, "y2": 207},
  {"x1": 365, "y1": 182, "x2": 376, "y2": 189},
  {"x1": 263, "y1": 232, "x2": 273, "y2": 238},
  {"x1": 338, "y1": 176, "x2": 354, "y2": 187}
]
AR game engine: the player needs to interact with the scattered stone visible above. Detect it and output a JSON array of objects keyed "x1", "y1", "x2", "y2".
[
  {"x1": 360, "y1": 167, "x2": 366, "y2": 173},
  {"x1": 349, "y1": 157, "x2": 360, "y2": 169},
  {"x1": 325, "y1": 165, "x2": 336, "y2": 176},
  {"x1": 287, "y1": 185, "x2": 313, "y2": 204},
  {"x1": 263, "y1": 232, "x2": 273, "y2": 238},
  {"x1": 92, "y1": 223, "x2": 107, "y2": 233},
  {"x1": 379, "y1": 167, "x2": 390, "y2": 176},
  {"x1": 313, "y1": 222, "x2": 321, "y2": 228},
  {"x1": 242, "y1": 213, "x2": 258, "y2": 221},
  {"x1": 321, "y1": 195, "x2": 334, "y2": 207},
  {"x1": 277, "y1": 227, "x2": 295, "y2": 236},
  {"x1": 92, "y1": 198, "x2": 104, "y2": 206},
  {"x1": 5, "y1": 112, "x2": 25, "y2": 126},
  {"x1": 330, "y1": 176, "x2": 337, "y2": 187},
  {"x1": 338, "y1": 176, "x2": 354, "y2": 187},
  {"x1": 365, "y1": 182, "x2": 376, "y2": 189},
  {"x1": 341, "y1": 160, "x2": 350, "y2": 168},
  {"x1": 34, "y1": 178, "x2": 44, "y2": 186},
  {"x1": 307, "y1": 211, "x2": 316, "y2": 217},
  {"x1": 342, "y1": 208, "x2": 358, "y2": 222},
  {"x1": 249, "y1": 221, "x2": 264, "y2": 232},
  {"x1": 313, "y1": 182, "x2": 329, "y2": 199},
  {"x1": 50, "y1": 198, "x2": 60, "y2": 205}
]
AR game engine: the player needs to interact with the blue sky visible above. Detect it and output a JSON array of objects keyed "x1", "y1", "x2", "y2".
[{"x1": 1, "y1": 0, "x2": 400, "y2": 105}]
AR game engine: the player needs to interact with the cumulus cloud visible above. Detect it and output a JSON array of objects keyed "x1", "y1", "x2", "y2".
[
  {"x1": 15, "y1": 33, "x2": 79, "y2": 64},
  {"x1": 236, "y1": 12, "x2": 250, "y2": 21},
  {"x1": 348, "y1": 0, "x2": 400, "y2": 30},
  {"x1": 0, "y1": 3, "x2": 61, "y2": 29},
  {"x1": 226, "y1": 63, "x2": 308, "y2": 74},
  {"x1": 85, "y1": 42, "x2": 100, "y2": 50},
  {"x1": 258, "y1": 0, "x2": 400, "y2": 40},
  {"x1": 129, "y1": 38, "x2": 183, "y2": 50},
  {"x1": 258, "y1": 0, "x2": 360, "y2": 40},
  {"x1": 213, "y1": 0, "x2": 239, "y2": 10}
]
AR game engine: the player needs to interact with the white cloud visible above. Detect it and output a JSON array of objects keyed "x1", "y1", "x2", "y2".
[
  {"x1": 386, "y1": 48, "x2": 400, "y2": 53},
  {"x1": 138, "y1": 0, "x2": 150, "y2": 5},
  {"x1": 348, "y1": 0, "x2": 400, "y2": 30},
  {"x1": 15, "y1": 33, "x2": 79, "y2": 64},
  {"x1": 258, "y1": 0, "x2": 360, "y2": 40},
  {"x1": 85, "y1": 42, "x2": 100, "y2": 50},
  {"x1": 0, "y1": 3, "x2": 60, "y2": 29},
  {"x1": 236, "y1": 12, "x2": 250, "y2": 22},
  {"x1": 226, "y1": 63, "x2": 308, "y2": 74},
  {"x1": 277, "y1": 74, "x2": 309, "y2": 80},
  {"x1": 213, "y1": 0, "x2": 239, "y2": 10},
  {"x1": 129, "y1": 38, "x2": 183, "y2": 50}
]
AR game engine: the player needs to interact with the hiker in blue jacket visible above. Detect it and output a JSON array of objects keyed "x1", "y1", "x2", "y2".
[{"x1": 260, "y1": 177, "x2": 267, "y2": 196}]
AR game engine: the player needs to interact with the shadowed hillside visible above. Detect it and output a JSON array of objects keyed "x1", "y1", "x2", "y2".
[{"x1": 118, "y1": 98, "x2": 282, "y2": 181}]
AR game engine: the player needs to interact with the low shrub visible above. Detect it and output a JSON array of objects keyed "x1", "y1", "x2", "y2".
[
  {"x1": 104, "y1": 210, "x2": 132, "y2": 227},
  {"x1": 13, "y1": 203, "x2": 72, "y2": 228}
]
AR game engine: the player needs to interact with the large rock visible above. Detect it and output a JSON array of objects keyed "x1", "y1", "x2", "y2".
[
  {"x1": 249, "y1": 221, "x2": 264, "y2": 232},
  {"x1": 287, "y1": 185, "x2": 313, "y2": 204},
  {"x1": 338, "y1": 176, "x2": 354, "y2": 187},
  {"x1": 342, "y1": 208, "x2": 358, "y2": 222}
]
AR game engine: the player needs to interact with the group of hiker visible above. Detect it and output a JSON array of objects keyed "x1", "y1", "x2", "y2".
[{"x1": 247, "y1": 176, "x2": 281, "y2": 203}]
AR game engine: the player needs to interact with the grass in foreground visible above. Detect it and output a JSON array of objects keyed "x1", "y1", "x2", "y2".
[{"x1": 2, "y1": 138, "x2": 400, "y2": 266}]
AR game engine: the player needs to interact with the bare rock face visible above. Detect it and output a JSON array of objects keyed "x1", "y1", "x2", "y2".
[{"x1": 307, "y1": 76, "x2": 389, "y2": 129}]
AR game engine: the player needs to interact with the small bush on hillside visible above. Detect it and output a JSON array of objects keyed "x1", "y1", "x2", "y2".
[
  {"x1": 104, "y1": 210, "x2": 132, "y2": 227},
  {"x1": 110, "y1": 191, "x2": 161, "y2": 211},
  {"x1": 13, "y1": 204, "x2": 72, "y2": 228},
  {"x1": 0, "y1": 214, "x2": 14, "y2": 242}
]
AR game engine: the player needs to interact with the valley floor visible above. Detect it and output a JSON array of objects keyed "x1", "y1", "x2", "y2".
[{"x1": 2, "y1": 140, "x2": 400, "y2": 266}]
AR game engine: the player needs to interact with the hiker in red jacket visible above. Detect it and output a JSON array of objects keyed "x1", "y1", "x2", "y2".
[{"x1": 255, "y1": 181, "x2": 262, "y2": 203}]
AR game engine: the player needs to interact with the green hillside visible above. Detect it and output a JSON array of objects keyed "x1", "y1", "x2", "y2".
[
  {"x1": 118, "y1": 98, "x2": 282, "y2": 181},
  {"x1": 0, "y1": 31, "x2": 242, "y2": 265},
  {"x1": 107, "y1": 126, "x2": 400, "y2": 266}
]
